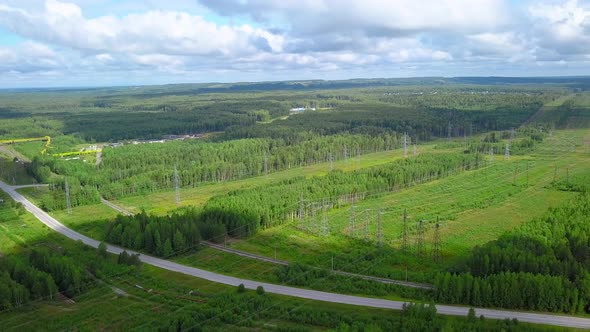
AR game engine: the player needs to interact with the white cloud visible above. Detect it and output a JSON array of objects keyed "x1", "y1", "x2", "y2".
[
  {"x1": 0, "y1": 0, "x2": 283, "y2": 57},
  {"x1": 0, "y1": 40, "x2": 61, "y2": 73},
  {"x1": 529, "y1": 0, "x2": 590, "y2": 58},
  {"x1": 0, "y1": 0, "x2": 589, "y2": 87}
]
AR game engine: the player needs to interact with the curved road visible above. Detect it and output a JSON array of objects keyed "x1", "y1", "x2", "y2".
[{"x1": 2, "y1": 180, "x2": 590, "y2": 329}]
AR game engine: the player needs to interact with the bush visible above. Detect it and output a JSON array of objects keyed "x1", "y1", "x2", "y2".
[
  {"x1": 237, "y1": 283, "x2": 246, "y2": 293},
  {"x1": 256, "y1": 286, "x2": 265, "y2": 295},
  {"x1": 98, "y1": 242, "x2": 108, "y2": 258}
]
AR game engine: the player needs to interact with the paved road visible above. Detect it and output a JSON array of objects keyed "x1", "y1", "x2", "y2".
[{"x1": 3, "y1": 180, "x2": 590, "y2": 329}]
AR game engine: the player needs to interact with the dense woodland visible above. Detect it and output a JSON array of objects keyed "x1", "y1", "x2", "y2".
[
  {"x1": 435, "y1": 193, "x2": 590, "y2": 313},
  {"x1": 105, "y1": 211, "x2": 210, "y2": 257},
  {"x1": 0, "y1": 248, "x2": 99, "y2": 309}
]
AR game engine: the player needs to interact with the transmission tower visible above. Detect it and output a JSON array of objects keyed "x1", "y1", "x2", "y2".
[
  {"x1": 65, "y1": 177, "x2": 72, "y2": 214},
  {"x1": 343, "y1": 144, "x2": 348, "y2": 161},
  {"x1": 413, "y1": 143, "x2": 417, "y2": 156},
  {"x1": 489, "y1": 147, "x2": 494, "y2": 163},
  {"x1": 416, "y1": 220, "x2": 424, "y2": 256},
  {"x1": 376, "y1": 209, "x2": 383, "y2": 247},
  {"x1": 526, "y1": 161, "x2": 530, "y2": 186},
  {"x1": 320, "y1": 199, "x2": 329, "y2": 236},
  {"x1": 298, "y1": 194, "x2": 304, "y2": 229},
  {"x1": 401, "y1": 209, "x2": 408, "y2": 251},
  {"x1": 447, "y1": 121, "x2": 452, "y2": 140},
  {"x1": 349, "y1": 200, "x2": 356, "y2": 238},
  {"x1": 309, "y1": 202, "x2": 317, "y2": 232},
  {"x1": 263, "y1": 153, "x2": 268, "y2": 175},
  {"x1": 403, "y1": 133, "x2": 408, "y2": 158},
  {"x1": 504, "y1": 143, "x2": 510, "y2": 159},
  {"x1": 329, "y1": 152, "x2": 334, "y2": 171},
  {"x1": 174, "y1": 166, "x2": 180, "y2": 206},
  {"x1": 432, "y1": 218, "x2": 442, "y2": 262},
  {"x1": 510, "y1": 128, "x2": 516, "y2": 142},
  {"x1": 364, "y1": 209, "x2": 370, "y2": 242}
]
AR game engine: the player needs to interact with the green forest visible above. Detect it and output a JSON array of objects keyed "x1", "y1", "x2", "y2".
[{"x1": 1, "y1": 78, "x2": 590, "y2": 331}]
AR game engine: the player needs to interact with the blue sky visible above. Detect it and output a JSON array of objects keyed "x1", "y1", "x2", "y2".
[{"x1": 0, "y1": 0, "x2": 588, "y2": 88}]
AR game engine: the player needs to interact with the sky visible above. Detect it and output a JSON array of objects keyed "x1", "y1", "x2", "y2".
[{"x1": 0, "y1": 0, "x2": 589, "y2": 88}]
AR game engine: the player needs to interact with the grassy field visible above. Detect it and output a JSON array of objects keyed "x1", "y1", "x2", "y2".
[{"x1": 223, "y1": 129, "x2": 590, "y2": 280}]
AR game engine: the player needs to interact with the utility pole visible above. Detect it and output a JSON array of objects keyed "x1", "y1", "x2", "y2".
[
  {"x1": 401, "y1": 209, "x2": 408, "y2": 251},
  {"x1": 174, "y1": 166, "x2": 180, "y2": 206},
  {"x1": 376, "y1": 209, "x2": 383, "y2": 247},
  {"x1": 65, "y1": 177, "x2": 72, "y2": 214},
  {"x1": 331, "y1": 255, "x2": 334, "y2": 271}
]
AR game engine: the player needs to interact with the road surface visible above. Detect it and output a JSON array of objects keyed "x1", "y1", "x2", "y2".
[{"x1": 3, "y1": 180, "x2": 590, "y2": 329}]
